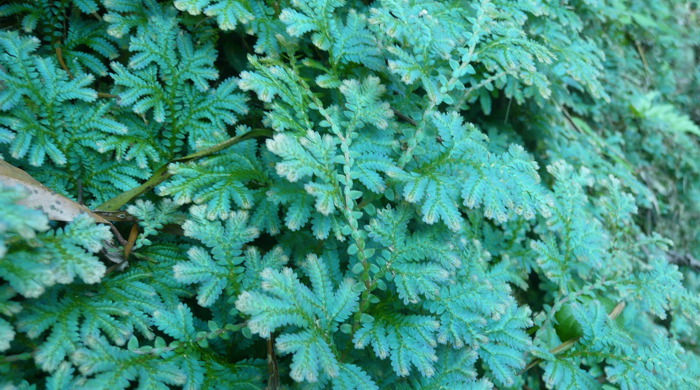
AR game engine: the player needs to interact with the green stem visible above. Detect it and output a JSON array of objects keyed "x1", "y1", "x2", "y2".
[
  {"x1": 291, "y1": 66, "x2": 374, "y2": 345},
  {"x1": 0, "y1": 352, "x2": 33, "y2": 363},
  {"x1": 96, "y1": 128, "x2": 272, "y2": 212}
]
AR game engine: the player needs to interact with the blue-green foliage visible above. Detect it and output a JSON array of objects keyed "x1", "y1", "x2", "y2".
[
  {"x1": 0, "y1": 31, "x2": 139, "y2": 196},
  {"x1": 539, "y1": 301, "x2": 696, "y2": 390},
  {"x1": 531, "y1": 161, "x2": 608, "y2": 290},
  {"x1": 0, "y1": 183, "x2": 113, "y2": 373},
  {"x1": 173, "y1": 205, "x2": 262, "y2": 306},
  {"x1": 126, "y1": 199, "x2": 183, "y2": 248},
  {"x1": 0, "y1": 185, "x2": 111, "y2": 299},
  {"x1": 1, "y1": 0, "x2": 699, "y2": 389},
  {"x1": 0, "y1": 21, "x2": 148, "y2": 204},
  {"x1": 110, "y1": 8, "x2": 249, "y2": 154},
  {"x1": 158, "y1": 127, "x2": 268, "y2": 219},
  {"x1": 173, "y1": 0, "x2": 285, "y2": 55},
  {"x1": 236, "y1": 254, "x2": 366, "y2": 387},
  {"x1": 387, "y1": 112, "x2": 553, "y2": 229}
]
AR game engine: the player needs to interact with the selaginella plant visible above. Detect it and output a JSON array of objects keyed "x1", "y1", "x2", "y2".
[{"x1": 1, "y1": 0, "x2": 699, "y2": 388}]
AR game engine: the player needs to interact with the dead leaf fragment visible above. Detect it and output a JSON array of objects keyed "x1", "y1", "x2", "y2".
[
  {"x1": 0, "y1": 160, "x2": 108, "y2": 224},
  {"x1": 1, "y1": 160, "x2": 125, "y2": 265}
]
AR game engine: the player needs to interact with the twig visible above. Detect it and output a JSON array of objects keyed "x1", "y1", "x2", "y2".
[
  {"x1": 93, "y1": 210, "x2": 139, "y2": 222},
  {"x1": 55, "y1": 46, "x2": 74, "y2": 79},
  {"x1": 392, "y1": 108, "x2": 418, "y2": 126},
  {"x1": 77, "y1": 179, "x2": 83, "y2": 204},
  {"x1": 96, "y1": 128, "x2": 272, "y2": 212},
  {"x1": 123, "y1": 224, "x2": 139, "y2": 259},
  {"x1": 97, "y1": 92, "x2": 118, "y2": 99},
  {"x1": 0, "y1": 352, "x2": 33, "y2": 364},
  {"x1": 266, "y1": 335, "x2": 280, "y2": 390},
  {"x1": 103, "y1": 260, "x2": 126, "y2": 277},
  {"x1": 668, "y1": 251, "x2": 700, "y2": 271},
  {"x1": 102, "y1": 222, "x2": 134, "y2": 274},
  {"x1": 519, "y1": 301, "x2": 626, "y2": 375},
  {"x1": 58, "y1": 45, "x2": 119, "y2": 102},
  {"x1": 504, "y1": 97, "x2": 513, "y2": 123},
  {"x1": 519, "y1": 337, "x2": 581, "y2": 375},
  {"x1": 559, "y1": 105, "x2": 635, "y2": 172},
  {"x1": 101, "y1": 225, "x2": 129, "y2": 274},
  {"x1": 108, "y1": 223, "x2": 127, "y2": 247},
  {"x1": 633, "y1": 39, "x2": 650, "y2": 86},
  {"x1": 194, "y1": 15, "x2": 214, "y2": 29}
]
